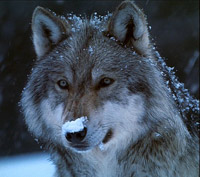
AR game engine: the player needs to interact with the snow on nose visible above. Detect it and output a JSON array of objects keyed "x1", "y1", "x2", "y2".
[{"x1": 62, "y1": 116, "x2": 88, "y2": 143}]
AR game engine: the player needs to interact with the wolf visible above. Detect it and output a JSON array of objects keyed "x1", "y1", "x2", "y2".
[{"x1": 21, "y1": 1, "x2": 199, "y2": 177}]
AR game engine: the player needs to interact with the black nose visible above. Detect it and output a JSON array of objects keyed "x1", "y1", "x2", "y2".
[{"x1": 65, "y1": 127, "x2": 87, "y2": 143}]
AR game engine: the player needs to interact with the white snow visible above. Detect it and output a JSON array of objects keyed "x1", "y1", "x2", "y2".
[
  {"x1": 154, "y1": 50, "x2": 199, "y2": 133},
  {"x1": 148, "y1": 25, "x2": 152, "y2": 30},
  {"x1": 88, "y1": 45, "x2": 94, "y2": 55},
  {"x1": 66, "y1": 12, "x2": 112, "y2": 33},
  {"x1": 62, "y1": 116, "x2": 87, "y2": 134},
  {"x1": 0, "y1": 153, "x2": 55, "y2": 177},
  {"x1": 98, "y1": 142, "x2": 105, "y2": 151}
]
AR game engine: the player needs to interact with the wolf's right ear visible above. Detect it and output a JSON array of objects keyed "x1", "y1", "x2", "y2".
[
  {"x1": 32, "y1": 6, "x2": 71, "y2": 58},
  {"x1": 107, "y1": 1, "x2": 150, "y2": 56}
]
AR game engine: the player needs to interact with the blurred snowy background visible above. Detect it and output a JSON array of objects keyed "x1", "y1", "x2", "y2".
[
  {"x1": 0, "y1": 153, "x2": 55, "y2": 177},
  {"x1": 0, "y1": 0, "x2": 199, "y2": 176}
]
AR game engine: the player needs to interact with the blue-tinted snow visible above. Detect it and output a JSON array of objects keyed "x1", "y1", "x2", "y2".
[
  {"x1": 0, "y1": 153, "x2": 55, "y2": 177},
  {"x1": 155, "y1": 50, "x2": 199, "y2": 135},
  {"x1": 65, "y1": 12, "x2": 112, "y2": 33}
]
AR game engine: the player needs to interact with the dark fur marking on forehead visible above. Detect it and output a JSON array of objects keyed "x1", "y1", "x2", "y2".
[
  {"x1": 71, "y1": 22, "x2": 96, "y2": 54},
  {"x1": 81, "y1": 27, "x2": 94, "y2": 49}
]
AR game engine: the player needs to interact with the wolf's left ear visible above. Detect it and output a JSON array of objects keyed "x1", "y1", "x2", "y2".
[
  {"x1": 32, "y1": 6, "x2": 71, "y2": 58},
  {"x1": 107, "y1": 1, "x2": 150, "y2": 56}
]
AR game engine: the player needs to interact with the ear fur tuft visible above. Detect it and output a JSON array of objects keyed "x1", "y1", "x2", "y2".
[
  {"x1": 107, "y1": 1, "x2": 150, "y2": 56},
  {"x1": 32, "y1": 6, "x2": 71, "y2": 58}
]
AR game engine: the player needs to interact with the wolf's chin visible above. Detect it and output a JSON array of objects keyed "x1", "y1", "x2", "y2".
[
  {"x1": 69, "y1": 144, "x2": 93, "y2": 153},
  {"x1": 68, "y1": 141, "x2": 100, "y2": 152}
]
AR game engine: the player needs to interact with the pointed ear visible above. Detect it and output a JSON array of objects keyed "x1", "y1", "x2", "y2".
[
  {"x1": 32, "y1": 6, "x2": 71, "y2": 58},
  {"x1": 107, "y1": 1, "x2": 150, "y2": 56}
]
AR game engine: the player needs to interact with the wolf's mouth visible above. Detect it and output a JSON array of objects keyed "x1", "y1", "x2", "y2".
[
  {"x1": 69, "y1": 129, "x2": 113, "y2": 152},
  {"x1": 102, "y1": 129, "x2": 113, "y2": 144},
  {"x1": 70, "y1": 144, "x2": 91, "y2": 151}
]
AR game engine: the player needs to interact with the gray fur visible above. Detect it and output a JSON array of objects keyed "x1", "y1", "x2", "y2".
[{"x1": 21, "y1": 1, "x2": 199, "y2": 177}]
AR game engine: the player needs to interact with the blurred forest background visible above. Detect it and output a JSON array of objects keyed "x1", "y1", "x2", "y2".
[{"x1": 0, "y1": 0, "x2": 199, "y2": 157}]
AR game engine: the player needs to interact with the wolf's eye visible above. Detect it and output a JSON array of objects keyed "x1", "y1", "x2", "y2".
[
  {"x1": 99, "y1": 77, "x2": 114, "y2": 88},
  {"x1": 57, "y1": 80, "x2": 68, "y2": 89}
]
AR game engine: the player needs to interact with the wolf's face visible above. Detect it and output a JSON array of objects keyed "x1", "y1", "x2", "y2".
[{"x1": 21, "y1": 2, "x2": 158, "y2": 152}]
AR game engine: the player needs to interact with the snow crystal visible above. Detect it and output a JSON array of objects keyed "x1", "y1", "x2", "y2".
[
  {"x1": 132, "y1": 51, "x2": 136, "y2": 55},
  {"x1": 148, "y1": 25, "x2": 152, "y2": 30},
  {"x1": 34, "y1": 138, "x2": 39, "y2": 143},
  {"x1": 62, "y1": 117, "x2": 88, "y2": 134},
  {"x1": 66, "y1": 13, "x2": 83, "y2": 32},
  {"x1": 66, "y1": 11, "x2": 111, "y2": 33},
  {"x1": 110, "y1": 37, "x2": 116, "y2": 41},
  {"x1": 153, "y1": 132, "x2": 162, "y2": 140},
  {"x1": 88, "y1": 45, "x2": 94, "y2": 55},
  {"x1": 71, "y1": 27, "x2": 76, "y2": 32},
  {"x1": 98, "y1": 142, "x2": 105, "y2": 151}
]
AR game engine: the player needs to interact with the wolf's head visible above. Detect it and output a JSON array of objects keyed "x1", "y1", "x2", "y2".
[{"x1": 21, "y1": 1, "x2": 181, "y2": 153}]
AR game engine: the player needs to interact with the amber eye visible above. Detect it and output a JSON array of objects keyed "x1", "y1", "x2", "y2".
[
  {"x1": 99, "y1": 77, "x2": 114, "y2": 88},
  {"x1": 57, "y1": 80, "x2": 68, "y2": 89}
]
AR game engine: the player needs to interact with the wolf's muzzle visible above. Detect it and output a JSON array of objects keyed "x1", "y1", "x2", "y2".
[{"x1": 65, "y1": 127, "x2": 87, "y2": 144}]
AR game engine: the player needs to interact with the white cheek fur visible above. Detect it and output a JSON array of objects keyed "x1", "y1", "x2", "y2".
[{"x1": 40, "y1": 99, "x2": 64, "y2": 142}]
